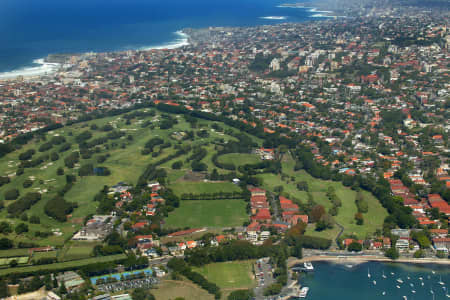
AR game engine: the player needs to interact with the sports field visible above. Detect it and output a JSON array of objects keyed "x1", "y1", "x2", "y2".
[
  {"x1": 165, "y1": 200, "x2": 248, "y2": 229},
  {"x1": 193, "y1": 260, "x2": 256, "y2": 289}
]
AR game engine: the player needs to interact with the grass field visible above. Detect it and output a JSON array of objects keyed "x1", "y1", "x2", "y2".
[
  {"x1": 165, "y1": 200, "x2": 248, "y2": 229},
  {"x1": 256, "y1": 153, "x2": 388, "y2": 240},
  {"x1": 152, "y1": 279, "x2": 214, "y2": 300},
  {"x1": 217, "y1": 153, "x2": 260, "y2": 167},
  {"x1": 193, "y1": 260, "x2": 256, "y2": 289},
  {"x1": 170, "y1": 181, "x2": 241, "y2": 197},
  {"x1": 60, "y1": 242, "x2": 98, "y2": 261}
]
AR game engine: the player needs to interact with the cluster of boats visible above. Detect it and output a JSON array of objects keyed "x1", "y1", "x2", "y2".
[{"x1": 367, "y1": 268, "x2": 448, "y2": 299}]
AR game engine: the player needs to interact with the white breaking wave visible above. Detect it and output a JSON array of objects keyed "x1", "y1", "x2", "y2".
[
  {"x1": 260, "y1": 16, "x2": 288, "y2": 20},
  {"x1": 0, "y1": 59, "x2": 60, "y2": 80},
  {"x1": 139, "y1": 31, "x2": 190, "y2": 51},
  {"x1": 276, "y1": 5, "x2": 305, "y2": 8},
  {"x1": 308, "y1": 8, "x2": 333, "y2": 13}
]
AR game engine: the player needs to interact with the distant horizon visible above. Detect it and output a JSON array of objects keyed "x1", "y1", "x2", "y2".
[{"x1": 0, "y1": 0, "x2": 326, "y2": 76}]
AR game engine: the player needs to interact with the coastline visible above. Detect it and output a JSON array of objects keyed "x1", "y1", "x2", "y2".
[
  {"x1": 290, "y1": 255, "x2": 450, "y2": 266},
  {"x1": 0, "y1": 30, "x2": 190, "y2": 82}
]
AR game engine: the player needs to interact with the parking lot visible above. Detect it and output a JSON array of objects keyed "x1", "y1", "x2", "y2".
[
  {"x1": 253, "y1": 258, "x2": 275, "y2": 299},
  {"x1": 97, "y1": 277, "x2": 159, "y2": 293}
]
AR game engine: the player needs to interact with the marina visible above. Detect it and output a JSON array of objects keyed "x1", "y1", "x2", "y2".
[{"x1": 297, "y1": 261, "x2": 449, "y2": 299}]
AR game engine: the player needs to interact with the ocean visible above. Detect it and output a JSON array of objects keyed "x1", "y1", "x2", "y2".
[
  {"x1": 0, "y1": 0, "x2": 332, "y2": 78},
  {"x1": 299, "y1": 261, "x2": 450, "y2": 300}
]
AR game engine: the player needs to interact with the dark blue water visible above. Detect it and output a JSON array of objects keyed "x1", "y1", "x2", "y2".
[
  {"x1": 0, "y1": 0, "x2": 324, "y2": 73},
  {"x1": 299, "y1": 261, "x2": 450, "y2": 300}
]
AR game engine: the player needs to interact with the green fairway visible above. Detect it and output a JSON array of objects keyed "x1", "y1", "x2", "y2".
[
  {"x1": 170, "y1": 181, "x2": 241, "y2": 197},
  {"x1": 217, "y1": 153, "x2": 260, "y2": 167},
  {"x1": 165, "y1": 200, "x2": 248, "y2": 228},
  {"x1": 193, "y1": 260, "x2": 256, "y2": 289}
]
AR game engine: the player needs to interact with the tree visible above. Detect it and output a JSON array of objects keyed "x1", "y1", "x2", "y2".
[
  {"x1": 228, "y1": 289, "x2": 254, "y2": 300},
  {"x1": 414, "y1": 249, "x2": 425, "y2": 258},
  {"x1": 15, "y1": 223, "x2": 28, "y2": 234},
  {"x1": 22, "y1": 179, "x2": 33, "y2": 188},
  {"x1": 4, "y1": 188, "x2": 19, "y2": 200},
  {"x1": 0, "y1": 280, "x2": 9, "y2": 298},
  {"x1": 57, "y1": 167, "x2": 64, "y2": 176},
  {"x1": 355, "y1": 212, "x2": 364, "y2": 225},
  {"x1": 9, "y1": 260, "x2": 18, "y2": 268},
  {"x1": 58, "y1": 282, "x2": 67, "y2": 295},
  {"x1": 172, "y1": 161, "x2": 183, "y2": 169},
  {"x1": 347, "y1": 242, "x2": 362, "y2": 252},
  {"x1": 132, "y1": 288, "x2": 155, "y2": 300},
  {"x1": 0, "y1": 238, "x2": 13, "y2": 250},
  {"x1": 385, "y1": 247, "x2": 399, "y2": 260},
  {"x1": 310, "y1": 205, "x2": 326, "y2": 223}
]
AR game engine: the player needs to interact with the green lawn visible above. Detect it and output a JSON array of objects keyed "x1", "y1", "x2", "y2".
[
  {"x1": 165, "y1": 200, "x2": 248, "y2": 229},
  {"x1": 193, "y1": 261, "x2": 256, "y2": 289},
  {"x1": 170, "y1": 181, "x2": 241, "y2": 197},
  {"x1": 217, "y1": 153, "x2": 260, "y2": 167}
]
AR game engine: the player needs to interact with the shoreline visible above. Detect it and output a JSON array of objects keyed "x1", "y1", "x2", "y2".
[
  {"x1": 290, "y1": 255, "x2": 450, "y2": 266},
  {"x1": 0, "y1": 30, "x2": 190, "y2": 81}
]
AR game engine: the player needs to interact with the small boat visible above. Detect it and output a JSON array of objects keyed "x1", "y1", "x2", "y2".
[
  {"x1": 397, "y1": 278, "x2": 404, "y2": 284},
  {"x1": 421, "y1": 282, "x2": 424, "y2": 286},
  {"x1": 432, "y1": 271, "x2": 436, "y2": 274},
  {"x1": 302, "y1": 262, "x2": 314, "y2": 272},
  {"x1": 403, "y1": 296, "x2": 407, "y2": 300},
  {"x1": 382, "y1": 270, "x2": 387, "y2": 279},
  {"x1": 431, "y1": 289, "x2": 434, "y2": 294},
  {"x1": 382, "y1": 291, "x2": 386, "y2": 296},
  {"x1": 373, "y1": 280, "x2": 376, "y2": 285},
  {"x1": 397, "y1": 285, "x2": 401, "y2": 289},
  {"x1": 410, "y1": 283, "x2": 414, "y2": 287},
  {"x1": 439, "y1": 276, "x2": 445, "y2": 285},
  {"x1": 299, "y1": 287, "x2": 309, "y2": 298},
  {"x1": 368, "y1": 268, "x2": 371, "y2": 278},
  {"x1": 391, "y1": 272, "x2": 395, "y2": 276},
  {"x1": 412, "y1": 290, "x2": 416, "y2": 294},
  {"x1": 419, "y1": 277, "x2": 423, "y2": 281},
  {"x1": 407, "y1": 276, "x2": 410, "y2": 280}
]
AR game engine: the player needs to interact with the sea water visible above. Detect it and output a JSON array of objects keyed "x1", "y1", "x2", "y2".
[
  {"x1": 299, "y1": 261, "x2": 450, "y2": 300},
  {"x1": 0, "y1": 0, "x2": 329, "y2": 76}
]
